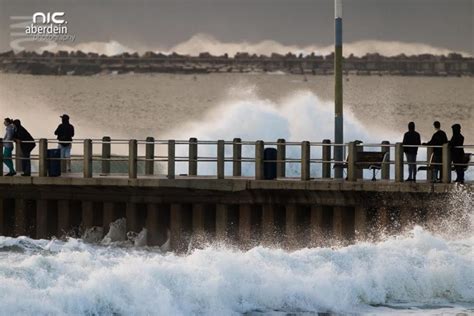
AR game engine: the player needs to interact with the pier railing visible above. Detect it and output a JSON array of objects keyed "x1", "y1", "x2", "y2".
[{"x1": 0, "y1": 137, "x2": 472, "y2": 183}]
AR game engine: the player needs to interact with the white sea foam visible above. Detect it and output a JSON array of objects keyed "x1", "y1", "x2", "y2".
[{"x1": 0, "y1": 226, "x2": 473, "y2": 315}]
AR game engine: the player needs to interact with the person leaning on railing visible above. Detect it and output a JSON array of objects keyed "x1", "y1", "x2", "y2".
[
  {"x1": 3, "y1": 118, "x2": 16, "y2": 176},
  {"x1": 422, "y1": 121, "x2": 448, "y2": 183},
  {"x1": 54, "y1": 114, "x2": 75, "y2": 172},
  {"x1": 449, "y1": 124, "x2": 465, "y2": 184},
  {"x1": 402, "y1": 122, "x2": 421, "y2": 182},
  {"x1": 13, "y1": 119, "x2": 36, "y2": 177}
]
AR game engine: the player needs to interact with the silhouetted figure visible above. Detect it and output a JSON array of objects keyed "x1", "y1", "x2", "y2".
[
  {"x1": 449, "y1": 124, "x2": 465, "y2": 183},
  {"x1": 423, "y1": 121, "x2": 448, "y2": 182},
  {"x1": 3, "y1": 118, "x2": 16, "y2": 176},
  {"x1": 54, "y1": 114, "x2": 75, "y2": 172},
  {"x1": 13, "y1": 119, "x2": 36, "y2": 176},
  {"x1": 402, "y1": 122, "x2": 421, "y2": 181}
]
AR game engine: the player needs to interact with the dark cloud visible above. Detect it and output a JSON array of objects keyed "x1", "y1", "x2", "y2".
[{"x1": 0, "y1": 0, "x2": 472, "y2": 53}]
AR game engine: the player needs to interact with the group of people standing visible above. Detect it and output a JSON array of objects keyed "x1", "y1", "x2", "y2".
[
  {"x1": 3, "y1": 114, "x2": 75, "y2": 176},
  {"x1": 403, "y1": 121, "x2": 466, "y2": 183}
]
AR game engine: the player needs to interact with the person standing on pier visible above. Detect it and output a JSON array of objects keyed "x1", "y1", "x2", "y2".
[
  {"x1": 54, "y1": 114, "x2": 75, "y2": 172},
  {"x1": 402, "y1": 122, "x2": 421, "y2": 182},
  {"x1": 3, "y1": 118, "x2": 16, "y2": 176},
  {"x1": 449, "y1": 124, "x2": 465, "y2": 184},
  {"x1": 423, "y1": 121, "x2": 448, "y2": 182},
  {"x1": 13, "y1": 119, "x2": 36, "y2": 176}
]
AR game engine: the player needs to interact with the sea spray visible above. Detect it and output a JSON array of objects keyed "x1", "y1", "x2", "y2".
[{"x1": 0, "y1": 227, "x2": 473, "y2": 315}]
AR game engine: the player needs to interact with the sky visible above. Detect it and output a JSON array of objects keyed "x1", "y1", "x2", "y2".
[{"x1": 0, "y1": 0, "x2": 472, "y2": 56}]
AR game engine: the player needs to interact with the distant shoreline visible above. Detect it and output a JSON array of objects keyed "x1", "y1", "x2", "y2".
[{"x1": 0, "y1": 50, "x2": 473, "y2": 76}]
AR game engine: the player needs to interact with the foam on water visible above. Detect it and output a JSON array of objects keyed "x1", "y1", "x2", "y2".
[{"x1": 0, "y1": 225, "x2": 473, "y2": 315}]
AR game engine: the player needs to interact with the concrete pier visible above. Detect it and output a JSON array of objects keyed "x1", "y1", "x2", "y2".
[{"x1": 0, "y1": 136, "x2": 471, "y2": 250}]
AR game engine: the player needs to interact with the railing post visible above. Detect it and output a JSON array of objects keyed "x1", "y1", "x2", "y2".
[
  {"x1": 322, "y1": 139, "x2": 331, "y2": 178},
  {"x1": 233, "y1": 138, "x2": 241, "y2": 177},
  {"x1": 168, "y1": 140, "x2": 175, "y2": 179},
  {"x1": 188, "y1": 137, "x2": 197, "y2": 176},
  {"x1": 83, "y1": 139, "x2": 93, "y2": 178},
  {"x1": 145, "y1": 136, "x2": 155, "y2": 175},
  {"x1": 442, "y1": 143, "x2": 451, "y2": 183},
  {"x1": 38, "y1": 138, "x2": 47, "y2": 177},
  {"x1": 217, "y1": 140, "x2": 225, "y2": 179},
  {"x1": 15, "y1": 140, "x2": 23, "y2": 173},
  {"x1": 277, "y1": 138, "x2": 286, "y2": 178},
  {"x1": 347, "y1": 141, "x2": 357, "y2": 181},
  {"x1": 101, "y1": 136, "x2": 111, "y2": 175},
  {"x1": 381, "y1": 140, "x2": 390, "y2": 180},
  {"x1": 0, "y1": 138, "x2": 3, "y2": 176},
  {"x1": 426, "y1": 146, "x2": 434, "y2": 181},
  {"x1": 129, "y1": 139, "x2": 137, "y2": 179},
  {"x1": 255, "y1": 140, "x2": 264, "y2": 180},
  {"x1": 301, "y1": 141, "x2": 310, "y2": 180},
  {"x1": 395, "y1": 142, "x2": 404, "y2": 183}
]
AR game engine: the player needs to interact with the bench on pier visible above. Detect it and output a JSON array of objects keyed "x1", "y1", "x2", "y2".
[
  {"x1": 418, "y1": 153, "x2": 472, "y2": 173},
  {"x1": 334, "y1": 151, "x2": 389, "y2": 181}
]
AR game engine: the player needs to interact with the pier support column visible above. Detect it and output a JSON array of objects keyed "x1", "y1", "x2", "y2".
[
  {"x1": 376, "y1": 207, "x2": 391, "y2": 235},
  {"x1": 261, "y1": 204, "x2": 275, "y2": 244},
  {"x1": 36, "y1": 200, "x2": 49, "y2": 239},
  {"x1": 399, "y1": 206, "x2": 413, "y2": 231},
  {"x1": 216, "y1": 204, "x2": 230, "y2": 240},
  {"x1": 14, "y1": 199, "x2": 27, "y2": 237},
  {"x1": 103, "y1": 202, "x2": 117, "y2": 234},
  {"x1": 57, "y1": 200, "x2": 71, "y2": 237},
  {"x1": 81, "y1": 201, "x2": 94, "y2": 229},
  {"x1": 354, "y1": 206, "x2": 367, "y2": 241},
  {"x1": 285, "y1": 205, "x2": 299, "y2": 249},
  {"x1": 0, "y1": 199, "x2": 4, "y2": 236},
  {"x1": 310, "y1": 205, "x2": 325, "y2": 245},
  {"x1": 170, "y1": 204, "x2": 192, "y2": 252},
  {"x1": 238, "y1": 204, "x2": 252, "y2": 247},
  {"x1": 146, "y1": 204, "x2": 168, "y2": 246},
  {"x1": 126, "y1": 202, "x2": 140, "y2": 233},
  {"x1": 333, "y1": 206, "x2": 354, "y2": 242},
  {"x1": 192, "y1": 204, "x2": 206, "y2": 235}
]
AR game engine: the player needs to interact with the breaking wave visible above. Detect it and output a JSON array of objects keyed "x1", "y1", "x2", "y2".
[{"x1": 51, "y1": 33, "x2": 471, "y2": 57}]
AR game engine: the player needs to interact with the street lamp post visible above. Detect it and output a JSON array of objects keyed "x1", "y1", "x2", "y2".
[{"x1": 334, "y1": 0, "x2": 344, "y2": 178}]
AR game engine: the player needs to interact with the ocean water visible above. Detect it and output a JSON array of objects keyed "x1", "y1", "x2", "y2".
[{"x1": 0, "y1": 73, "x2": 473, "y2": 314}]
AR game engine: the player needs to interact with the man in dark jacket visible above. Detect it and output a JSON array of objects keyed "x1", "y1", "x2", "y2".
[
  {"x1": 54, "y1": 114, "x2": 75, "y2": 172},
  {"x1": 402, "y1": 122, "x2": 421, "y2": 181},
  {"x1": 423, "y1": 121, "x2": 448, "y2": 182},
  {"x1": 13, "y1": 119, "x2": 36, "y2": 176},
  {"x1": 449, "y1": 124, "x2": 465, "y2": 183}
]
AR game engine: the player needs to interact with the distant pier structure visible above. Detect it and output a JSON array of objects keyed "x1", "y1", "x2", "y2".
[{"x1": 0, "y1": 137, "x2": 471, "y2": 250}]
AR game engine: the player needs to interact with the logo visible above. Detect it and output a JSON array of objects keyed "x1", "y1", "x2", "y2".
[{"x1": 24, "y1": 11, "x2": 75, "y2": 42}]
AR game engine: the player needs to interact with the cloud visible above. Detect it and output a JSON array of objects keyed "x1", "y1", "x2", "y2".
[{"x1": 49, "y1": 33, "x2": 470, "y2": 57}]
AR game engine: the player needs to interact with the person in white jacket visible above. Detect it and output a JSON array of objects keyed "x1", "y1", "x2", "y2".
[{"x1": 3, "y1": 118, "x2": 16, "y2": 176}]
